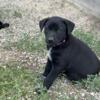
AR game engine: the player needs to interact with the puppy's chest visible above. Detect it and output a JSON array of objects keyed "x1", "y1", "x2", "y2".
[
  {"x1": 47, "y1": 48, "x2": 60, "y2": 61},
  {"x1": 47, "y1": 48, "x2": 52, "y2": 61}
]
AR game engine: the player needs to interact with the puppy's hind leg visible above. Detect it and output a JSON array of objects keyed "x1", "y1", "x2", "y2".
[{"x1": 66, "y1": 72, "x2": 84, "y2": 81}]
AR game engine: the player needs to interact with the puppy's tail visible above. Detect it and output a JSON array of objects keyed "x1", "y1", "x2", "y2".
[{"x1": 0, "y1": 21, "x2": 9, "y2": 29}]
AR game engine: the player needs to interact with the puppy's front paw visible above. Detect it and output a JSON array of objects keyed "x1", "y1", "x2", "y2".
[
  {"x1": 37, "y1": 73, "x2": 46, "y2": 81},
  {"x1": 40, "y1": 74, "x2": 46, "y2": 81},
  {"x1": 35, "y1": 87, "x2": 47, "y2": 95}
]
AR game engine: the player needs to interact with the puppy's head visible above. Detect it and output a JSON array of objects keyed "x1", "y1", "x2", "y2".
[{"x1": 39, "y1": 16, "x2": 75, "y2": 47}]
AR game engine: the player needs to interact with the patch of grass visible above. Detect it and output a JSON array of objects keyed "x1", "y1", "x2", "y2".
[
  {"x1": 0, "y1": 63, "x2": 49, "y2": 100},
  {"x1": 15, "y1": 33, "x2": 46, "y2": 52},
  {"x1": 0, "y1": 9, "x2": 11, "y2": 19},
  {"x1": 74, "y1": 30, "x2": 100, "y2": 56},
  {"x1": 4, "y1": 32, "x2": 46, "y2": 53},
  {"x1": 13, "y1": 11, "x2": 22, "y2": 18},
  {"x1": 75, "y1": 74, "x2": 100, "y2": 92},
  {"x1": 1, "y1": 62, "x2": 98, "y2": 100}
]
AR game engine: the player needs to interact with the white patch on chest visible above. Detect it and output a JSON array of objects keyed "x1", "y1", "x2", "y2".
[{"x1": 47, "y1": 48, "x2": 52, "y2": 61}]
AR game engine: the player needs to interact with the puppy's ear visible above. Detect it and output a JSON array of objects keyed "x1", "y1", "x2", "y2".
[
  {"x1": 39, "y1": 18, "x2": 49, "y2": 31},
  {"x1": 63, "y1": 19, "x2": 75, "y2": 34}
]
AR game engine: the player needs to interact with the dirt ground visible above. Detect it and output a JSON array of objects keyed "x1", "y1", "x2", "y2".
[{"x1": 0, "y1": 0, "x2": 100, "y2": 99}]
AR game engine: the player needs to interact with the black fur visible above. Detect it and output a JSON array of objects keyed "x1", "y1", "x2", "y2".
[
  {"x1": 39, "y1": 16, "x2": 100, "y2": 89},
  {"x1": 0, "y1": 21, "x2": 9, "y2": 29}
]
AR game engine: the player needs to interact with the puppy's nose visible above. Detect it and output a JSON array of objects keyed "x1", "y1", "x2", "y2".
[
  {"x1": 48, "y1": 40, "x2": 53, "y2": 43},
  {"x1": 48, "y1": 38, "x2": 54, "y2": 44}
]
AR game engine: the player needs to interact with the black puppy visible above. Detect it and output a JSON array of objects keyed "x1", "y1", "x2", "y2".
[
  {"x1": 39, "y1": 16, "x2": 100, "y2": 90},
  {"x1": 0, "y1": 21, "x2": 9, "y2": 29}
]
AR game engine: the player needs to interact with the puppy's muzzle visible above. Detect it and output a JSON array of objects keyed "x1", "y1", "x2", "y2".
[{"x1": 47, "y1": 37, "x2": 54, "y2": 46}]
